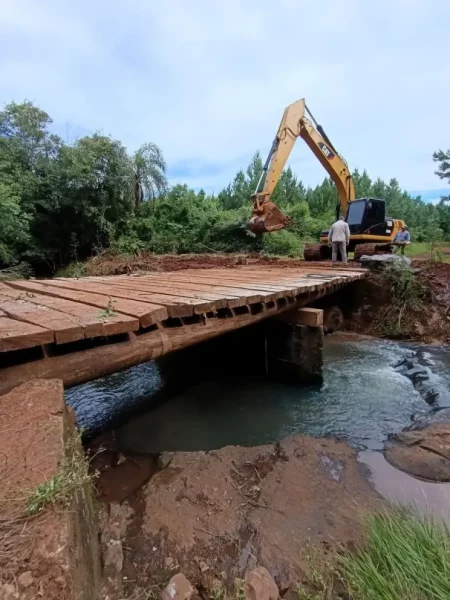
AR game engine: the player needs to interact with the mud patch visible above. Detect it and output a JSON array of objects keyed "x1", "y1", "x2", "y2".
[{"x1": 102, "y1": 435, "x2": 382, "y2": 597}]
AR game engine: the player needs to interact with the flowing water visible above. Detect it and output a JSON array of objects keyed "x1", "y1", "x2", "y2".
[
  {"x1": 66, "y1": 333, "x2": 450, "y2": 518},
  {"x1": 67, "y1": 334, "x2": 450, "y2": 452}
]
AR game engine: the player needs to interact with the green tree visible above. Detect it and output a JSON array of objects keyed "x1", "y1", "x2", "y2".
[
  {"x1": 433, "y1": 149, "x2": 450, "y2": 183},
  {"x1": 0, "y1": 183, "x2": 31, "y2": 265},
  {"x1": 218, "y1": 152, "x2": 264, "y2": 210},
  {"x1": 132, "y1": 142, "x2": 167, "y2": 207}
]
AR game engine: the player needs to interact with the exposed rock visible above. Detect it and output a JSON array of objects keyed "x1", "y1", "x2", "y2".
[
  {"x1": 17, "y1": 571, "x2": 34, "y2": 589},
  {"x1": 392, "y1": 353, "x2": 416, "y2": 369},
  {"x1": 55, "y1": 576, "x2": 67, "y2": 588},
  {"x1": 244, "y1": 567, "x2": 279, "y2": 600},
  {"x1": 0, "y1": 583, "x2": 16, "y2": 599},
  {"x1": 423, "y1": 389, "x2": 440, "y2": 405},
  {"x1": 104, "y1": 540, "x2": 124, "y2": 573},
  {"x1": 165, "y1": 556, "x2": 175, "y2": 568},
  {"x1": 104, "y1": 502, "x2": 134, "y2": 541},
  {"x1": 385, "y1": 423, "x2": 450, "y2": 481},
  {"x1": 410, "y1": 407, "x2": 450, "y2": 430},
  {"x1": 158, "y1": 452, "x2": 174, "y2": 471},
  {"x1": 359, "y1": 254, "x2": 411, "y2": 267},
  {"x1": 402, "y1": 366, "x2": 428, "y2": 383},
  {"x1": 198, "y1": 561, "x2": 209, "y2": 573},
  {"x1": 161, "y1": 574, "x2": 195, "y2": 600}
]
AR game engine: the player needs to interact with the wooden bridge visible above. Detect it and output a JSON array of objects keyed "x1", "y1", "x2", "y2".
[{"x1": 0, "y1": 266, "x2": 366, "y2": 394}]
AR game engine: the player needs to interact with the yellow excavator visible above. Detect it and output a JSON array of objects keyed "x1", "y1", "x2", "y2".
[{"x1": 248, "y1": 98, "x2": 406, "y2": 260}]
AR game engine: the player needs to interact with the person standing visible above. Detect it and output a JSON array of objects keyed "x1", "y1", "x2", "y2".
[
  {"x1": 394, "y1": 226, "x2": 410, "y2": 255},
  {"x1": 328, "y1": 216, "x2": 350, "y2": 265}
]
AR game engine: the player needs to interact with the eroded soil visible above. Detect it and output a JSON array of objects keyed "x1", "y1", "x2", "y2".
[
  {"x1": 348, "y1": 262, "x2": 450, "y2": 343},
  {"x1": 81, "y1": 251, "x2": 341, "y2": 277},
  {"x1": 101, "y1": 435, "x2": 382, "y2": 598}
]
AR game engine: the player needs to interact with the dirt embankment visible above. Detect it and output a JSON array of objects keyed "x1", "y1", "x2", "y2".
[
  {"x1": 347, "y1": 261, "x2": 450, "y2": 343},
  {"x1": 100, "y1": 435, "x2": 382, "y2": 599},
  {"x1": 81, "y1": 251, "x2": 336, "y2": 277},
  {"x1": 0, "y1": 380, "x2": 101, "y2": 600}
]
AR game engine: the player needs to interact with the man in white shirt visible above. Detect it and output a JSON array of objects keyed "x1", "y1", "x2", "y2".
[{"x1": 328, "y1": 216, "x2": 350, "y2": 265}]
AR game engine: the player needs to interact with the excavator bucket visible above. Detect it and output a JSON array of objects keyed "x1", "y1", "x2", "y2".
[{"x1": 248, "y1": 196, "x2": 292, "y2": 233}]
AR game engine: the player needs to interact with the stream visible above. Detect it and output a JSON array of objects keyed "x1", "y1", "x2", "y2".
[
  {"x1": 66, "y1": 333, "x2": 450, "y2": 518},
  {"x1": 67, "y1": 334, "x2": 450, "y2": 452}
]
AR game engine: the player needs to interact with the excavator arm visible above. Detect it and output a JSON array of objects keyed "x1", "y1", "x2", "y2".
[{"x1": 248, "y1": 98, "x2": 356, "y2": 233}]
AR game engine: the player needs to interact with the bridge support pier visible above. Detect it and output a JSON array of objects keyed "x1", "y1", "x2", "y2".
[{"x1": 266, "y1": 310, "x2": 324, "y2": 384}]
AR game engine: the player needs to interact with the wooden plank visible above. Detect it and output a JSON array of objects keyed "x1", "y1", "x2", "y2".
[
  {"x1": 0, "y1": 316, "x2": 53, "y2": 351},
  {"x1": 0, "y1": 295, "x2": 83, "y2": 344},
  {"x1": 277, "y1": 308, "x2": 324, "y2": 327},
  {"x1": 188, "y1": 269, "x2": 350, "y2": 290},
  {"x1": 51, "y1": 279, "x2": 215, "y2": 317},
  {"x1": 2, "y1": 283, "x2": 139, "y2": 338},
  {"x1": 142, "y1": 268, "x2": 357, "y2": 296},
  {"x1": 140, "y1": 273, "x2": 299, "y2": 297},
  {"x1": 85, "y1": 277, "x2": 243, "y2": 309},
  {"x1": 155, "y1": 271, "x2": 308, "y2": 295},
  {"x1": 2, "y1": 281, "x2": 167, "y2": 327},
  {"x1": 0, "y1": 288, "x2": 334, "y2": 393},
  {"x1": 164, "y1": 274, "x2": 316, "y2": 295},
  {"x1": 89, "y1": 276, "x2": 269, "y2": 307}
]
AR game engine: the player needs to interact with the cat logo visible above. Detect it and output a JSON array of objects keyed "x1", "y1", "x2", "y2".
[{"x1": 318, "y1": 142, "x2": 335, "y2": 160}]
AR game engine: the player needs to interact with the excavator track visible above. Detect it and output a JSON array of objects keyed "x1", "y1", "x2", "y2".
[
  {"x1": 354, "y1": 243, "x2": 392, "y2": 261},
  {"x1": 303, "y1": 243, "x2": 332, "y2": 261}
]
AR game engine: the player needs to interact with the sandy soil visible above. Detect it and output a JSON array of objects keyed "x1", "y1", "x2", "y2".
[{"x1": 101, "y1": 435, "x2": 383, "y2": 598}]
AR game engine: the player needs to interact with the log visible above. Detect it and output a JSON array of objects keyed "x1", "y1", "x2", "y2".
[{"x1": 0, "y1": 293, "x2": 326, "y2": 394}]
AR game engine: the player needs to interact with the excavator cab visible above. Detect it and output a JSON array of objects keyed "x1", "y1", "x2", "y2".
[
  {"x1": 346, "y1": 198, "x2": 388, "y2": 236},
  {"x1": 320, "y1": 198, "x2": 391, "y2": 245}
]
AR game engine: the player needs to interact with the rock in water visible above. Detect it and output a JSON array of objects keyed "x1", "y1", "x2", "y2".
[
  {"x1": 402, "y1": 366, "x2": 429, "y2": 383},
  {"x1": 161, "y1": 574, "x2": 195, "y2": 600},
  {"x1": 244, "y1": 567, "x2": 279, "y2": 600},
  {"x1": 385, "y1": 423, "x2": 450, "y2": 481}
]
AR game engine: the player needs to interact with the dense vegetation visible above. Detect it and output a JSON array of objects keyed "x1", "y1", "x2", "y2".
[{"x1": 1, "y1": 101, "x2": 449, "y2": 275}]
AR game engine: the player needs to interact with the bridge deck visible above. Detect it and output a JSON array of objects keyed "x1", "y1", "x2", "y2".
[{"x1": 0, "y1": 266, "x2": 365, "y2": 393}]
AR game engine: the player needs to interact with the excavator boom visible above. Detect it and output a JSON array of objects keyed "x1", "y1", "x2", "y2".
[{"x1": 248, "y1": 99, "x2": 355, "y2": 233}]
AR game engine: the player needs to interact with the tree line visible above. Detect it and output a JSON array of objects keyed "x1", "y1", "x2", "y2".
[{"x1": 1, "y1": 101, "x2": 449, "y2": 275}]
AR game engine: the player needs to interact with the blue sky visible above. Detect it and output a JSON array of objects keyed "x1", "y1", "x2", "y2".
[{"x1": 1, "y1": 0, "x2": 449, "y2": 201}]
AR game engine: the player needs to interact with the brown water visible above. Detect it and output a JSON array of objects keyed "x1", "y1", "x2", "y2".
[{"x1": 359, "y1": 450, "x2": 450, "y2": 523}]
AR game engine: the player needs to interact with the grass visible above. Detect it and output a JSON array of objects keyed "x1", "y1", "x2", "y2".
[
  {"x1": 404, "y1": 242, "x2": 450, "y2": 262},
  {"x1": 376, "y1": 262, "x2": 425, "y2": 337},
  {"x1": 341, "y1": 509, "x2": 450, "y2": 600},
  {"x1": 27, "y1": 433, "x2": 94, "y2": 515},
  {"x1": 98, "y1": 296, "x2": 116, "y2": 319},
  {"x1": 294, "y1": 509, "x2": 450, "y2": 600},
  {"x1": 55, "y1": 261, "x2": 86, "y2": 278},
  {"x1": 404, "y1": 242, "x2": 432, "y2": 257}
]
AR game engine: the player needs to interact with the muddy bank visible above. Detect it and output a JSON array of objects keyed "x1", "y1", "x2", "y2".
[
  {"x1": 100, "y1": 434, "x2": 382, "y2": 598},
  {"x1": 348, "y1": 261, "x2": 450, "y2": 343}
]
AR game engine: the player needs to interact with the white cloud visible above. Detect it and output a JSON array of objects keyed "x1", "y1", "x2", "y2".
[{"x1": 1, "y1": 0, "x2": 449, "y2": 193}]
